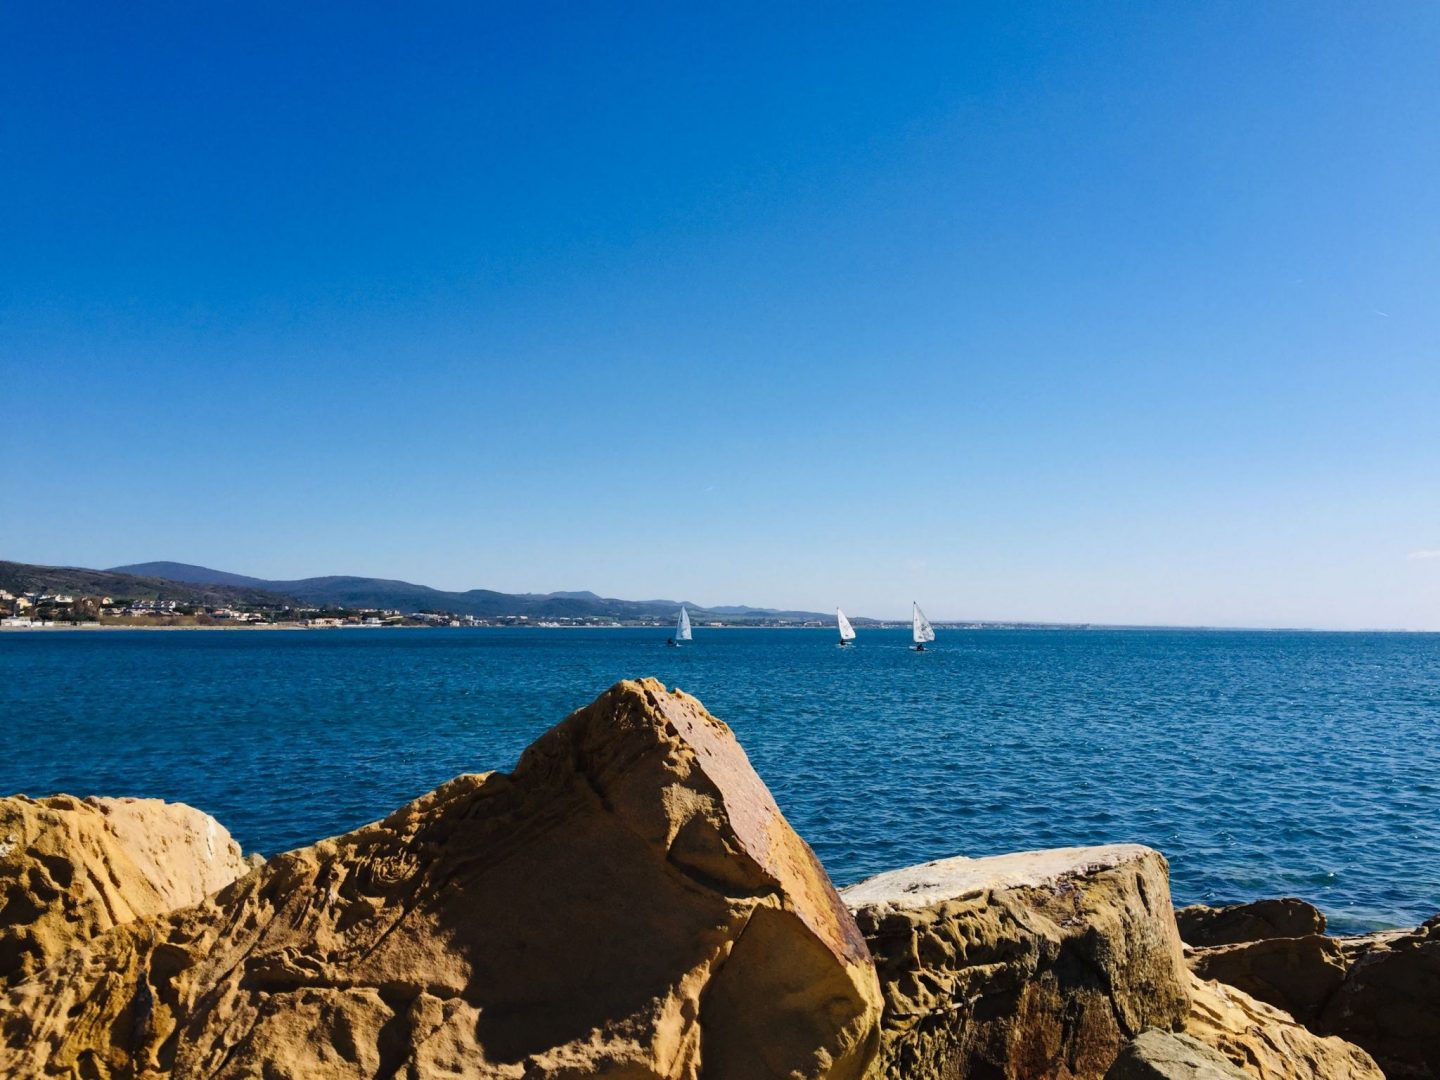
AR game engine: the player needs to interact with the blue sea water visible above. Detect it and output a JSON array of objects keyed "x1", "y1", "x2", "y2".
[{"x1": 2, "y1": 626, "x2": 1437, "y2": 934}]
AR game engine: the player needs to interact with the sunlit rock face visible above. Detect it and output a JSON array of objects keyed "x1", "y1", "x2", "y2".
[
  {"x1": 0, "y1": 678, "x2": 882, "y2": 1080},
  {"x1": 1183, "y1": 906, "x2": 1439, "y2": 1079},
  {"x1": 0, "y1": 793, "x2": 249, "y2": 990},
  {"x1": 1184, "y1": 973, "x2": 1383, "y2": 1080},
  {"x1": 843, "y1": 844, "x2": 1191, "y2": 1080},
  {"x1": 1105, "y1": 1028, "x2": 1248, "y2": 1080}
]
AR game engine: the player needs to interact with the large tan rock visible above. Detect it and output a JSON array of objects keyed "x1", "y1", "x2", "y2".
[
  {"x1": 1186, "y1": 935, "x2": 1348, "y2": 1026},
  {"x1": 1105, "y1": 1028, "x2": 1247, "y2": 1080},
  {"x1": 0, "y1": 678, "x2": 882, "y2": 1079},
  {"x1": 1175, "y1": 901, "x2": 1324, "y2": 948},
  {"x1": 843, "y1": 844, "x2": 1190, "y2": 1080},
  {"x1": 1185, "y1": 912, "x2": 1440, "y2": 1078},
  {"x1": 0, "y1": 793, "x2": 250, "y2": 989},
  {"x1": 1184, "y1": 974, "x2": 1382, "y2": 1080},
  {"x1": 1320, "y1": 916, "x2": 1440, "y2": 1080}
]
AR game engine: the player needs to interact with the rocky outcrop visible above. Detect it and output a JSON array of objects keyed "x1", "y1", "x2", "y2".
[
  {"x1": 0, "y1": 793, "x2": 249, "y2": 989},
  {"x1": 1175, "y1": 900, "x2": 1325, "y2": 948},
  {"x1": 1185, "y1": 912, "x2": 1440, "y2": 1078},
  {"x1": 1320, "y1": 916, "x2": 1440, "y2": 1080},
  {"x1": 0, "y1": 678, "x2": 882, "y2": 1079},
  {"x1": 1184, "y1": 973, "x2": 1382, "y2": 1080},
  {"x1": 843, "y1": 845, "x2": 1190, "y2": 1080},
  {"x1": 1105, "y1": 1028, "x2": 1247, "y2": 1080},
  {"x1": 1187, "y1": 935, "x2": 1347, "y2": 1026}
]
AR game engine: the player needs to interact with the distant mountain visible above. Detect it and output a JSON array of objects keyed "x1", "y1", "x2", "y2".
[
  {"x1": 111, "y1": 561, "x2": 270, "y2": 589},
  {"x1": 0, "y1": 561, "x2": 295, "y2": 609},
  {"x1": 108, "y1": 561, "x2": 838, "y2": 622}
]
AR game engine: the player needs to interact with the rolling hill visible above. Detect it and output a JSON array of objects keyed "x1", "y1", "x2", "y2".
[
  {"x1": 0, "y1": 562, "x2": 295, "y2": 609},
  {"x1": 108, "y1": 562, "x2": 838, "y2": 622}
]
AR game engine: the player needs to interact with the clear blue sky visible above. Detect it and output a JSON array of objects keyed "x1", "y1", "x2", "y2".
[{"x1": 4, "y1": 3, "x2": 1438, "y2": 628}]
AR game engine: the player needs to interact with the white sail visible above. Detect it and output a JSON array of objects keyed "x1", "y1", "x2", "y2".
[
  {"x1": 676, "y1": 605, "x2": 692, "y2": 641},
  {"x1": 912, "y1": 602, "x2": 935, "y2": 644},
  {"x1": 836, "y1": 607, "x2": 856, "y2": 642}
]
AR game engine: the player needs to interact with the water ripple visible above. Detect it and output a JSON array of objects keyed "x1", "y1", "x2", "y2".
[{"x1": 2, "y1": 626, "x2": 1437, "y2": 933}]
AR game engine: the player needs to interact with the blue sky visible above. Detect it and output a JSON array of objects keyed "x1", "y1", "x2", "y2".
[{"x1": 4, "y1": 3, "x2": 1438, "y2": 628}]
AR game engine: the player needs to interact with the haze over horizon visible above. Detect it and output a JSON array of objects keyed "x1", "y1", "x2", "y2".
[{"x1": 4, "y1": 4, "x2": 1438, "y2": 630}]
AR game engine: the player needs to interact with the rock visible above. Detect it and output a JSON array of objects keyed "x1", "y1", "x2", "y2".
[
  {"x1": 1175, "y1": 900, "x2": 1324, "y2": 948},
  {"x1": 1184, "y1": 911, "x2": 1440, "y2": 1078},
  {"x1": 1184, "y1": 974, "x2": 1382, "y2": 1080},
  {"x1": 1319, "y1": 915, "x2": 1440, "y2": 1080},
  {"x1": 843, "y1": 844, "x2": 1190, "y2": 1080},
  {"x1": 1105, "y1": 1028, "x2": 1247, "y2": 1079},
  {"x1": 0, "y1": 678, "x2": 882, "y2": 1079},
  {"x1": 0, "y1": 793, "x2": 250, "y2": 989},
  {"x1": 1186, "y1": 935, "x2": 1347, "y2": 1026}
]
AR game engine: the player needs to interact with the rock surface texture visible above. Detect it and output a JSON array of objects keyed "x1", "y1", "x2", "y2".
[
  {"x1": 0, "y1": 678, "x2": 882, "y2": 1080},
  {"x1": 1186, "y1": 913, "x2": 1439, "y2": 1079},
  {"x1": 843, "y1": 844, "x2": 1190, "y2": 1080},
  {"x1": 1184, "y1": 974, "x2": 1382, "y2": 1080},
  {"x1": 1187, "y1": 935, "x2": 1347, "y2": 1026},
  {"x1": 1175, "y1": 900, "x2": 1325, "y2": 948},
  {"x1": 1104, "y1": 1028, "x2": 1247, "y2": 1080},
  {"x1": 0, "y1": 793, "x2": 249, "y2": 990},
  {"x1": 1319, "y1": 916, "x2": 1440, "y2": 1080}
]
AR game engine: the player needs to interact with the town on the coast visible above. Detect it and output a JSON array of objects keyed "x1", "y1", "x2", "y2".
[
  {"x1": 0, "y1": 587, "x2": 479, "y2": 628},
  {"x1": 0, "y1": 560, "x2": 948, "y2": 631},
  {"x1": 0, "y1": 583, "x2": 845, "y2": 630}
]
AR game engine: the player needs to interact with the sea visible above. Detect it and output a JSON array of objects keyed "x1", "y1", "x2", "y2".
[{"x1": 2, "y1": 626, "x2": 1437, "y2": 934}]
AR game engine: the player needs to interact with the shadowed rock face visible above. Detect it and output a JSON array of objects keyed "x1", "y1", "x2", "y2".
[
  {"x1": 1185, "y1": 914, "x2": 1440, "y2": 1079},
  {"x1": 0, "y1": 678, "x2": 881, "y2": 1080},
  {"x1": 0, "y1": 794, "x2": 250, "y2": 990},
  {"x1": 1184, "y1": 974, "x2": 1382, "y2": 1080},
  {"x1": 1320, "y1": 916, "x2": 1440, "y2": 1080},
  {"x1": 1175, "y1": 900, "x2": 1325, "y2": 948},
  {"x1": 1187, "y1": 935, "x2": 1348, "y2": 1026},
  {"x1": 843, "y1": 845, "x2": 1191, "y2": 1080}
]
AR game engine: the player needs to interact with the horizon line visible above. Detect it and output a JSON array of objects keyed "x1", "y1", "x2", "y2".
[{"x1": 4, "y1": 555, "x2": 1437, "y2": 635}]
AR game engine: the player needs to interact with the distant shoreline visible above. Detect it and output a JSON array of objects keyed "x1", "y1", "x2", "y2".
[
  {"x1": 2, "y1": 622, "x2": 1434, "y2": 635},
  {"x1": 0, "y1": 622, "x2": 414, "y2": 632}
]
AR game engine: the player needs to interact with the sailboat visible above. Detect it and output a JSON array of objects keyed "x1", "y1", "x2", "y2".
[
  {"x1": 667, "y1": 605, "x2": 692, "y2": 647},
  {"x1": 836, "y1": 607, "x2": 856, "y2": 647},
  {"x1": 911, "y1": 602, "x2": 935, "y2": 651}
]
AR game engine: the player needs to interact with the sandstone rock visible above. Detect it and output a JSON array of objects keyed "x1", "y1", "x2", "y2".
[
  {"x1": 0, "y1": 678, "x2": 882, "y2": 1079},
  {"x1": 1184, "y1": 974, "x2": 1382, "y2": 1080},
  {"x1": 1174, "y1": 900, "x2": 1324, "y2": 948},
  {"x1": 1184, "y1": 911, "x2": 1440, "y2": 1078},
  {"x1": 1186, "y1": 935, "x2": 1347, "y2": 1026},
  {"x1": 0, "y1": 793, "x2": 249, "y2": 989},
  {"x1": 1320, "y1": 915, "x2": 1440, "y2": 1080},
  {"x1": 843, "y1": 844, "x2": 1190, "y2": 1080},
  {"x1": 1105, "y1": 1028, "x2": 1247, "y2": 1080}
]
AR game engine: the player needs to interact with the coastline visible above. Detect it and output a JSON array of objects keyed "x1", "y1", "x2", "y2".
[
  {"x1": 0, "y1": 622, "x2": 430, "y2": 632},
  {"x1": 0, "y1": 622, "x2": 861, "y2": 632}
]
